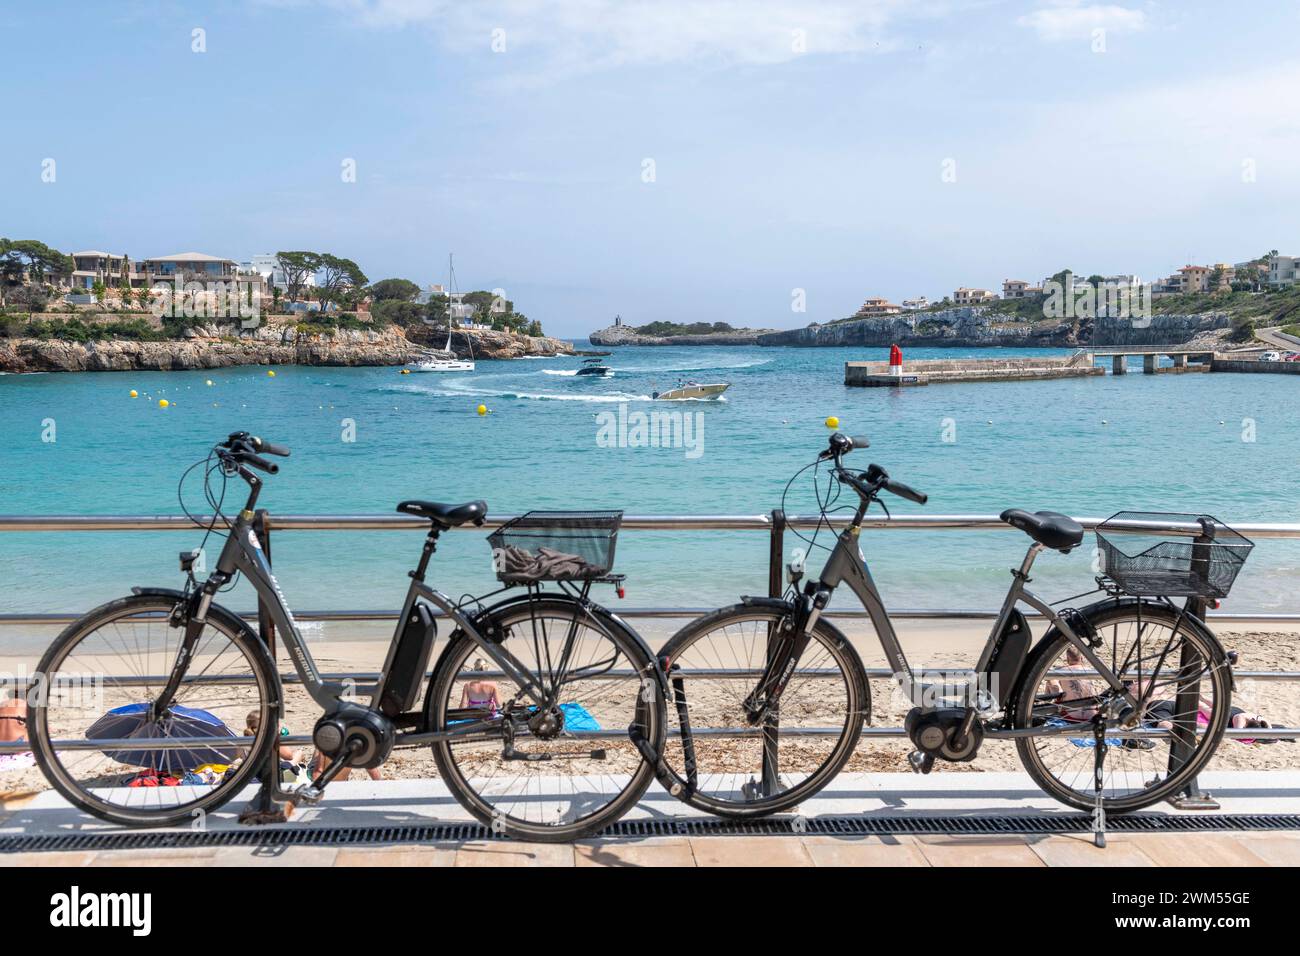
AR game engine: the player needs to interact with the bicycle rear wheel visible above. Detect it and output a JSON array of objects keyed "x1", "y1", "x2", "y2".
[
  {"x1": 1013, "y1": 599, "x2": 1231, "y2": 812},
  {"x1": 425, "y1": 597, "x2": 664, "y2": 841},
  {"x1": 657, "y1": 604, "x2": 868, "y2": 818},
  {"x1": 29, "y1": 594, "x2": 277, "y2": 827}
]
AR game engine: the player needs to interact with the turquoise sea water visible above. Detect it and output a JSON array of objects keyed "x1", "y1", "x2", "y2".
[{"x1": 1, "y1": 343, "x2": 1296, "y2": 617}]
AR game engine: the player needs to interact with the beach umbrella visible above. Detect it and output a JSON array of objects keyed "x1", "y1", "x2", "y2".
[{"x1": 86, "y1": 702, "x2": 239, "y2": 772}]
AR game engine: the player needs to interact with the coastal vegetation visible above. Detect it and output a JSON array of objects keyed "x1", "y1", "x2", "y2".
[{"x1": 633, "y1": 321, "x2": 739, "y2": 336}]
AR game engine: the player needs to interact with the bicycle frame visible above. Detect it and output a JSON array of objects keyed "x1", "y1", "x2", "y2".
[
  {"x1": 191, "y1": 497, "x2": 585, "y2": 733},
  {"x1": 808, "y1": 525, "x2": 1141, "y2": 716}
]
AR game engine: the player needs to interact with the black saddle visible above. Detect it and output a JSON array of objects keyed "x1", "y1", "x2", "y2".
[
  {"x1": 396, "y1": 499, "x2": 487, "y2": 528},
  {"x1": 1000, "y1": 508, "x2": 1084, "y2": 552}
]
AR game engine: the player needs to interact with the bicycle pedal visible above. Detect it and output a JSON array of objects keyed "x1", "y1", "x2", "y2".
[
  {"x1": 292, "y1": 784, "x2": 326, "y2": 806},
  {"x1": 908, "y1": 750, "x2": 935, "y2": 774}
]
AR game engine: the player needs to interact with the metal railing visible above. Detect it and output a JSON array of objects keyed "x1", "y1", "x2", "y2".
[{"x1": 3, "y1": 512, "x2": 1298, "y2": 766}]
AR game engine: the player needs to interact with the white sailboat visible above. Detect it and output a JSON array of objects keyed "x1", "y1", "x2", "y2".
[{"x1": 410, "y1": 254, "x2": 476, "y2": 373}]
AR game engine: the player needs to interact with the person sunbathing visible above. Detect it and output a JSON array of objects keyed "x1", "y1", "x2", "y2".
[{"x1": 0, "y1": 697, "x2": 35, "y2": 771}]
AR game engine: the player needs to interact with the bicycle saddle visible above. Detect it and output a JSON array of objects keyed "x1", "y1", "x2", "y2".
[
  {"x1": 999, "y1": 508, "x2": 1084, "y2": 552},
  {"x1": 396, "y1": 499, "x2": 488, "y2": 528}
]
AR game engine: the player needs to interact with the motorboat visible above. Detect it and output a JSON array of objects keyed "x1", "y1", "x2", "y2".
[
  {"x1": 652, "y1": 381, "x2": 730, "y2": 400},
  {"x1": 576, "y1": 357, "x2": 613, "y2": 377}
]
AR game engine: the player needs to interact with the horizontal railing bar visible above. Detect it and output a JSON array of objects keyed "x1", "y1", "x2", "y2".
[
  {"x1": 5, "y1": 668, "x2": 1297, "y2": 691},
  {"x1": 4, "y1": 608, "x2": 1298, "y2": 626},
  {"x1": 2, "y1": 513, "x2": 1299, "y2": 537},
  {"x1": 5, "y1": 724, "x2": 1293, "y2": 754}
]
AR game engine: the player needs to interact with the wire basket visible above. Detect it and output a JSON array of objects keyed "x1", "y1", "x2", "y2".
[
  {"x1": 1095, "y1": 511, "x2": 1253, "y2": 599},
  {"x1": 488, "y1": 511, "x2": 623, "y2": 583}
]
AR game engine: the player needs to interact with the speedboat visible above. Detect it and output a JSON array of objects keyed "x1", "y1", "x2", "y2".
[
  {"x1": 652, "y1": 381, "x2": 730, "y2": 400},
  {"x1": 576, "y1": 357, "x2": 613, "y2": 377}
]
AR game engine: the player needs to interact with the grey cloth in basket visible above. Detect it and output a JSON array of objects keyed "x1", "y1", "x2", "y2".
[{"x1": 498, "y1": 544, "x2": 604, "y2": 580}]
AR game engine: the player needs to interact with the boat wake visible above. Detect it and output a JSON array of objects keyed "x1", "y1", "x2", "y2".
[{"x1": 617, "y1": 358, "x2": 772, "y2": 373}]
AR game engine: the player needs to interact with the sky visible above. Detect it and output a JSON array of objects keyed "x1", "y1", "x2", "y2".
[{"x1": 2, "y1": 0, "x2": 1299, "y2": 337}]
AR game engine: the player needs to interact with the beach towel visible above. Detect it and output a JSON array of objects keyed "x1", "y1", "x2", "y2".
[
  {"x1": 556, "y1": 702, "x2": 600, "y2": 732},
  {"x1": 0, "y1": 751, "x2": 36, "y2": 772}
]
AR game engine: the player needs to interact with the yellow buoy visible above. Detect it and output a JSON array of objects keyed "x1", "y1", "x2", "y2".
[
  {"x1": 205, "y1": 379, "x2": 214, "y2": 386},
  {"x1": 129, "y1": 390, "x2": 138, "y2": 398},
  {"x1": 158, "y1": 399, "x2": 169, "y2": 408},
  {"x1": 825, "y1": 416, "x2": 840, "y2": 429},
  {"x1": 477, "y1": 404, "x2": 488, "y2": 416},
  {"x1": 267, "y1": 369, "x2": 276, "y2": 377}
]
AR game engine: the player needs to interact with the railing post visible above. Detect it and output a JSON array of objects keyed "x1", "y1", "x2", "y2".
[
  {"x1": 239, "y1": 509, "x2": 293, "y2": 824},
  {"x1": 761, "y1": 509, "x2": 786, "y2": 797},
  {"x1": 1167, "y1": 525, "x2": 1220, "y2": 810}
]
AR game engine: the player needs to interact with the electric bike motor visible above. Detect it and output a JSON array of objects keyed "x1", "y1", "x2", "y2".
[
  {"x1": 905, "y1": 707, "x2": 983, "y2": 762},
  {"x1": 313, "y1": 703, "x2": 396, "y2": 769}
]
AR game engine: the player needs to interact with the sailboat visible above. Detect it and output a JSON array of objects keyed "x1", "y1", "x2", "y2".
[{"x1": 410, "y1": 254, "x2": 476, "y2": 373}]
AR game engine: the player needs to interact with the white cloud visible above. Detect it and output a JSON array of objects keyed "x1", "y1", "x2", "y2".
[
  {"x1": 310, "y1": 0, "x2": 927, "y2": 77},
  {"x1": 1017, "y1": 2, "x2": 1146, "y2": 42}
]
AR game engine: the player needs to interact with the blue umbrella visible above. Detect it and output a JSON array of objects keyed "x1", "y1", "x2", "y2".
[{"x1": 86, "y1": 703, "x2": 240, "y2": 772}]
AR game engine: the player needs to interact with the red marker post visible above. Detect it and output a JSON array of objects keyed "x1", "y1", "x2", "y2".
[{"x1": 889, "y1": 343, "x2": 903, "y2": 377}]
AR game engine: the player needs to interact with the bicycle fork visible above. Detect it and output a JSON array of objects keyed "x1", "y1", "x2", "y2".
[{"x1": 742, "y1": 587, "x2": 823, "y2": 723}]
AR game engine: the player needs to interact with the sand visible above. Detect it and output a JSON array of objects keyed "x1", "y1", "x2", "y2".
[{"x1": 2, "y1": 616, "x2": 1296, "y2": 804}]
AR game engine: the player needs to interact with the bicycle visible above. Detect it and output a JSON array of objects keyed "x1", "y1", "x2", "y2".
[
  {"x1": 654, "y1": 432, "x2": 1247, "y2": 820},
  {"x1": 28, "y1": 432, "x2": 666, "y2": 841}
]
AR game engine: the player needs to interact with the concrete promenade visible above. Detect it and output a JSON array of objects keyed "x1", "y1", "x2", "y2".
[{"x1": 4, "y1": 772, "x2": 1299, "y2": 868}]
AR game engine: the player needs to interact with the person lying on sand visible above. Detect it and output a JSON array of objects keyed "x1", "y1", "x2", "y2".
[{"x1": 0, "y1": 696, "x2": 35, "y2": 771}]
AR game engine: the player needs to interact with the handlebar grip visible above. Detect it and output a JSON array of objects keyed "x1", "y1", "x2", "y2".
[
  {"x1": 244, "y1": 452, "x2": 278, "y2": 474},
  {"x1": 253, "y1": 437, "x2": 290, "y2": 457},
  {"x1": 885, "y1": 478, "x2": 927, "y2": 505}
]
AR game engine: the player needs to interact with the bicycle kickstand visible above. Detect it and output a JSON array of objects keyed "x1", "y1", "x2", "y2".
[{"x1": 1091, "y1": 714, "x2": 1108, "y2": 849}]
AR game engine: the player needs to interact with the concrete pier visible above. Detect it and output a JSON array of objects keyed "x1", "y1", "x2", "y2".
[
  {"x1": 1091, "y1": 345, "x2": 1214, "y2": 374},
  {"x1": 845, "y1": 353, "x2": 1101, "y2": 387}
]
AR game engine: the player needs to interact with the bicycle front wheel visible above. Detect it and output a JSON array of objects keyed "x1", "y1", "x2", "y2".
[
  {"x1": 29, "y1": 594, "x2": 277, "y2": 827},
  {"x1": 425, "y1": 597, "x2": 665, "y2": 841},
  {"x1": 1014, "y1": 599, "x2": 1231, "y2": 812},
  {"x1": 657, "y1": 604, "x2": 868, "y2": 818}
]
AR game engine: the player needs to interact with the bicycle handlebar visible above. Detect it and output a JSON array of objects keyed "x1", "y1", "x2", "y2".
[
  {"x1": 218, "y1": 432, "x2": 290, "y2": 475},
  {"x1": 820, "y1": 434, "x2": 928, "y2": 506}
]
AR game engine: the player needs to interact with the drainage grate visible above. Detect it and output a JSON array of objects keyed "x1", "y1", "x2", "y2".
[{"x1": 3, "y1": 813, "x2": 1299, "y2": 854}]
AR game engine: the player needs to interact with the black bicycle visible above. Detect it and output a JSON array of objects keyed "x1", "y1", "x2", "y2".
[
  {"x1": 29, "y1": 432, "x2": 666, "y2": 841},
  {"x1": 655, "y1": 432, "x2": 1246, "y2": 819}
]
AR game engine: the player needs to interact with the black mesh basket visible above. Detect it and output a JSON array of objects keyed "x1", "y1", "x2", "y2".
[
  {"x1": 1095, "y1": 511, "x2": 1253, "y2": 599},
  {"x1": 488, "y1": 511, "x2": 623, "y2": 584}
]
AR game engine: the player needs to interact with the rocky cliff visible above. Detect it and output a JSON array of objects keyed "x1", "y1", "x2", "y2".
[
  {"x1": 755, "y1": 309, "x2": 1234, "y2": 349},
  {"x1": 588, "y1": 324, "x2": 777, "y2": 346},
  {"x1": 405, "y1": 325, "x2": 573, "y2": 359},
  {"x1": 0, "y1": 321, "x2": 573, "y2": 373}
]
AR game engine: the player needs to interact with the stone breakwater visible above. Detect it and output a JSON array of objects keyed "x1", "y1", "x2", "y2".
[
  {"x1": 756, "y1": 309, "x2": 1234, "y2": 348},
  {"x1": 0, "y1": 322, "x2": 573, "y2": 373},
  {"x1": 588, "y1": 324, "x2": 778, "y2": 346}
]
